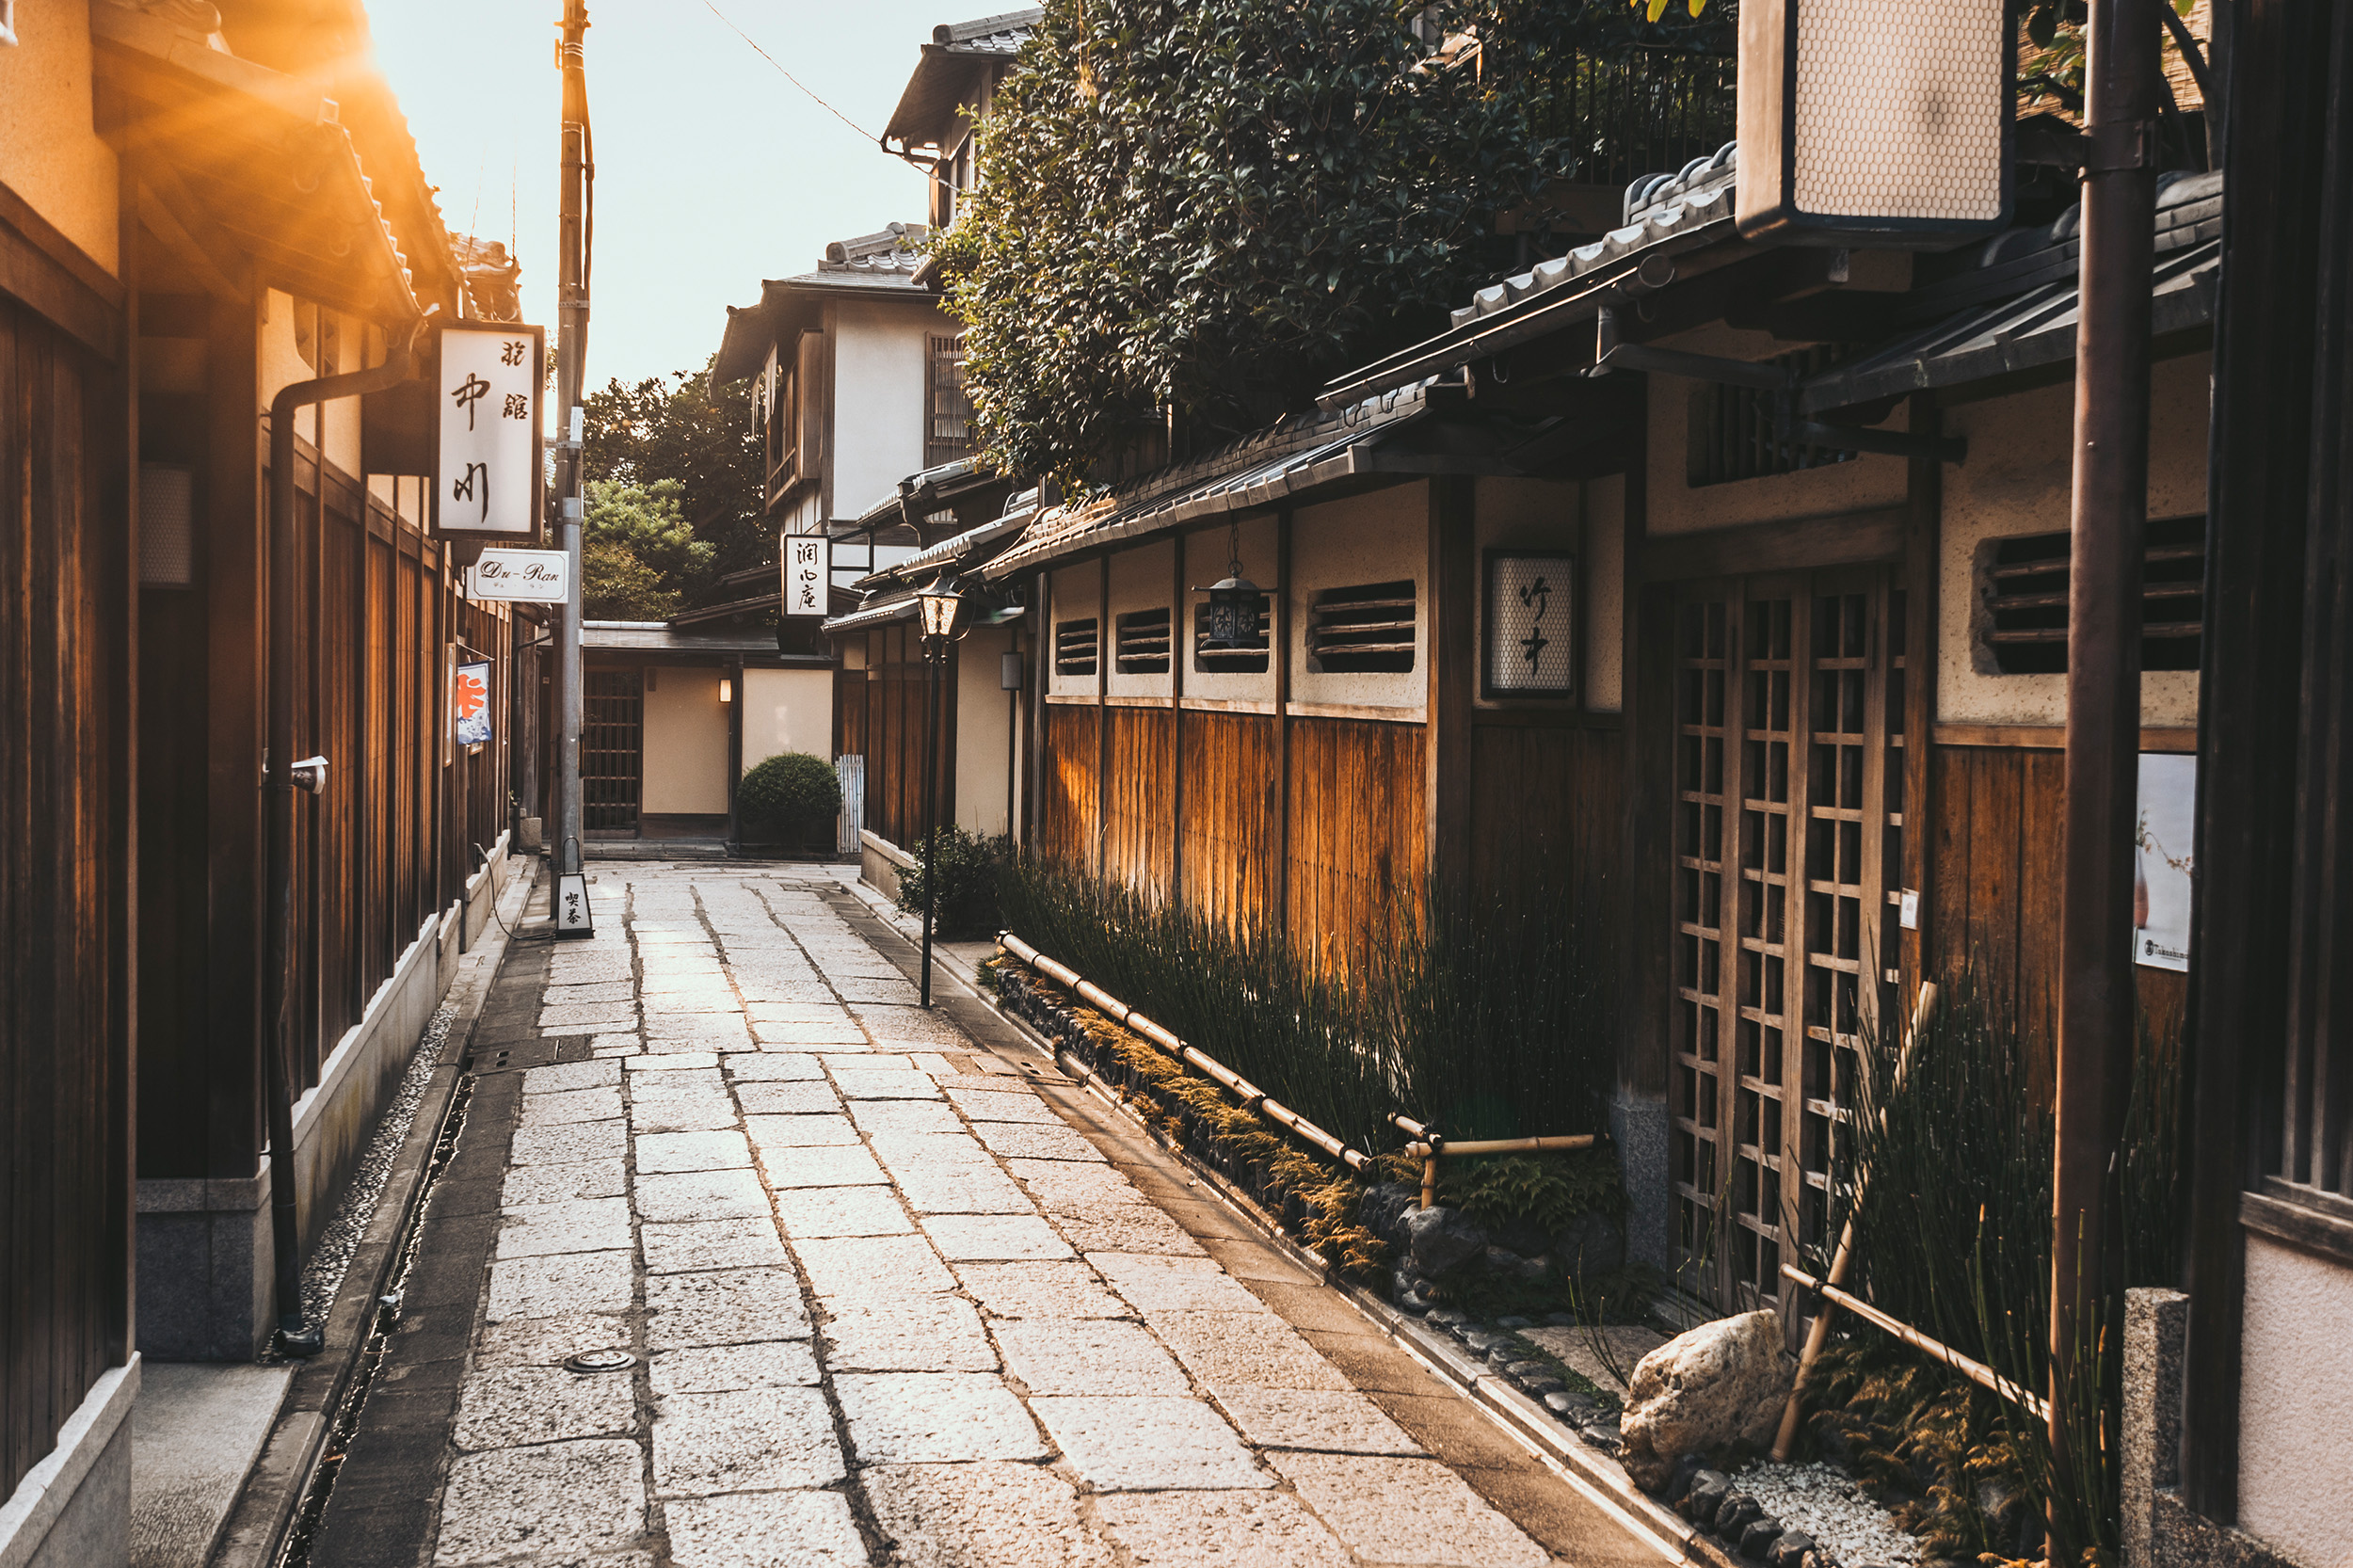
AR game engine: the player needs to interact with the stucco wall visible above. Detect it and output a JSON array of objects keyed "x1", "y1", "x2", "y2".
[
  {"x1": 1048, "y1": 562, "x2": 1103, "y2": 700},
  {"x1": 257, "y1": 293, "x2": 367, "y2": 480},
  {"x1": 2235, "y1": 1234, "x2": 2353, "y2": 1567},
  {"x1": 828, "y1": 297, "x2": 946, "y2": 522},
  {"x1": 0, "y1": 0, "x2": 120, "y2": 277},
  {"x1": 1103, "y1": 538, "x2": 1176, "y2": 701},
  {"x1": 640, "y1": 664, "x2": 729, "y2": 815},
  {"x1": 954, "y1": 623, "x2": 1016, "y2": 837},
  {"x1": 1289, "y1": 481, "x2": 1428, "y2": 711},
  {"x1": 1645, "y1": 324, "x2": 1910, "y2": 536},
  {"x1": 1178, "y1": 516, "x2": 1280, "y2": 706},
  {"x1": 1939, "y1": 355, "x2": 2208, "y2": 728},
  {"x1": 741, "y1": 667, "x2": 834, "y2": 772}
]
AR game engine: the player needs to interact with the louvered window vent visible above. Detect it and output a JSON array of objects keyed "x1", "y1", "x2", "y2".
[
  {"x1": 1114, "y1": 608, "x2": 1172, "y2": 674},
  {"x1": 1307, "y1": 581, "x2": 1417, "y2": 674},
  {"x1": 1982, "y1": 516, "x2": 2205, "y2": 675},
  {"x1": 1054, "y1": 617, "x2": 1099, "y2": 677}
]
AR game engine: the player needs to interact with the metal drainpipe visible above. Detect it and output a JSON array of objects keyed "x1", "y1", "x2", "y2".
[{"x1": 263, "y1": 317, "x2": 428, "y2": 1355}]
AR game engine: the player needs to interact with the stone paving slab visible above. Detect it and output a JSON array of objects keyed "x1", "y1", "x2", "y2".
[{"x1": 381, "y1": 865, "x2": 1660, "y2": 1568}]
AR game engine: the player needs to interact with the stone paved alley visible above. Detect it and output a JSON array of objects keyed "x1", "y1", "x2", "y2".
[{"x1": 309, "y1": 864, "x2": 1666, "y2": 1568}]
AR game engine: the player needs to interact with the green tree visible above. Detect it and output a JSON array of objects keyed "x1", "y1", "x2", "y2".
[
  {"x1": 581, "y1": 477, "x2": 713, "y2": 620},
  {"x1": 582, "y1": 356, "x2": 765, "y2": 606},
  {"x1": 939, "y1": 0, "x2": 1722, "y2": 487}
]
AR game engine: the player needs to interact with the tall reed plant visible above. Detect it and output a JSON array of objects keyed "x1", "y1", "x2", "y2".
[
  {"x1": 1817, "y1": 974, "x2": 2185, "y2": 1564},
  {"x1": 994, "y1": 856, "x2": 1617, "y2": 1153}
]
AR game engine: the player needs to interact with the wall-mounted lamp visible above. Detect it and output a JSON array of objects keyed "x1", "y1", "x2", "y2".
[
  {"x1": 719, "y1": 678, "x2": 733, "y2": 704},
  {"x1": 1000, "y1": 650, "x2": 1024, "y2": 692}
]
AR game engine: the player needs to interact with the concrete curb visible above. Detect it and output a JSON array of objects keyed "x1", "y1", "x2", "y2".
[
  {"x1": 874, "y1": 903, "x2": 1707, "y2": 1567},
  {"x1": 208, "y1": 862, "x2": 542, "y2": 1568}
]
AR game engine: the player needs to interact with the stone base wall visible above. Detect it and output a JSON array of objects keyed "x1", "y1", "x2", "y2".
[{"x1": 0, "y1": 1359, "x2": 137, "y2": 1568}]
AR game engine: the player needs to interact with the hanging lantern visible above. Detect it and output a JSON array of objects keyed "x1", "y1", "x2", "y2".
[{"x1": 1195, "y1": 523, "x2": 1267, "y2": 652}]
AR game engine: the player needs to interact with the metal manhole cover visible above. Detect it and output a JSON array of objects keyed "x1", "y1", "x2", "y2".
[{"x1": 563, "y1": 1349, "x2": 637, "y2": 1374}]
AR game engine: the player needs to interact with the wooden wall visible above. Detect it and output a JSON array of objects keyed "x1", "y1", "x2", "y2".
[
  {"x1": 0, "y1": 295, "x2": 128, "y2": 1502},
  {"x1": 1286, "y1": 717, "x2": 1427, "y2": 968},
  {"x1": 1929, "y1": 742, "x2": 2189, "y2": 1078},
  {"x1": 1467, "y1": 720, "x2": 1625, "y2": 920},
  {"x1": 856, "y1": 624, "x2": 936, "y2": 850},
  {"x1": 1040, "y1": 702, "x2": 1099, "y2": 868},
  {"x1": 1178, "y1": 710, "x2": 1278, "y2": 931},
  {"x1": 1102, "y1": 707, "x2": 1175, "y2": 897}
]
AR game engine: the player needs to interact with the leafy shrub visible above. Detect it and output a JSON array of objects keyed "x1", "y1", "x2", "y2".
[
  {"x1": 895, "y1": 827, "x2": 1009, "y2": 940},
  {"x1": 738, "y1": 753, "x2": 841, "y2": 844}
]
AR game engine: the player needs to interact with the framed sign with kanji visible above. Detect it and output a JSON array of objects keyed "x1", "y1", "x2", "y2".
[
  {"x1": 433, "y1": 321, "x2": 546, "y2": 542},
  {"x1": 1483, "y1": 551, "x2": 1576, "y2": 699}
]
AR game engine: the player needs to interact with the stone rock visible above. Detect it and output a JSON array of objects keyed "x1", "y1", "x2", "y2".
[
  {"x1": 1396, "y1": 1279, "x2": 1436, "y2": 1316},
  {"x1": 1768, "y1": 1530, "x2": 1816, "y2": 1568},
  {"x1": 1482, "y1": 1245, "x2": 1550, "y2": 1283},
  {"x1": 1680, "y1": 1471, "x2": 1729, "y2": 1523},
  {"x1": 1402, "y1": 1206, "x2": 1487, "y2": 1277},
  {"x1": 1553, "y1": 1210, "x2": 1627, "y2": 1280},
  {"x1": 1518, "y1": 1374, "x2": 1565, "y2": 1396},
  {"x1": 1542, "y1": 1390, "x2": 1593, "y2": 1418},
  {"x1": 1714, "y1": 1493, "x2": 1759, "y2": 1539},
  {"x1": 1738, "y1": 1516, "x2": 1785, "y2": 1560},
  {"x1": 1359, "y1": 1182, "x2": 1420, "y2": 1247},
  {"x1": 1490, "y1": 1220, "x2": 1552, "y2": 1256},
  {"x1": 1616, "y1": 1311, "x2": 1795, "y2": 1491},
  {"x1": 1426, "y1": 1307, "x2": 1468, "y2": 1328},
  {"x1": 1665, "y1": 1453, "x2": 1706, "y2": 1505},
  {"x1": 1464, "y1": 1330, "x2": 1511, "y2": 1354},
  {"x1": 1495, "y1": 1315, "x2": 1533, "y2": 1329},
  {"x1": 1501, "y1": 1360, "x2": 1553, "y2": 1383}
]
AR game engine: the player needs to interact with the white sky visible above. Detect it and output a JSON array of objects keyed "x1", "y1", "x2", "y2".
[{"x1": 371, "y1": 0, "x2": 946, "y2": 390}]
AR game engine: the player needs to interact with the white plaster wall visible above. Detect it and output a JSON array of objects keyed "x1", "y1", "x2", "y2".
[
  {"x1": 1104, "y1": 538, "x2": 1176, "y2": 700},
  {"x1": 1179, "y1": 518, "x2": 1281, "y2": 704},
  {"x1": 1473, "y1": 476, "x2": 1586, "y2": 712},
  {"x1": 0, "y1": 0, "x2": 120, "y2": 276},
  {"x1": 2235, "y1": 1233, "x2": 2353, "y2": 1567},
  {"x1": 639, "y1": 665, "x2": 729, "y2": 814},
  {"x1": 256, "y1": 293, "x2": 368, "y2": 482},
  {"x1": 828, "y1": 297, "x2": 946, "y2": 522},
  {"x1": 1939, "y1": 355, "x2": 2208, "y2": 728},
  {"x1": 1289, "y1": 482, "x2": 1428, "y2": 710},
  {"x1": 953, "y1": 623, "x2": 1016, "y2": 837},
  {"x1": 742, "y1": 668, "x2": 835, "y2": 771},
  {"x1": 1048, "y1": 563, "x2": 1103, "y2": 699},
  {"x1": 1645, "y1": 325, "x2": 1910, "y2": 536}
]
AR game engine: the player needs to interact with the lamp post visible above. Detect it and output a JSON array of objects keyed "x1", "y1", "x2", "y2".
[{"x1": 915, "y1": 574, "x2": 974, "y2": 1007}]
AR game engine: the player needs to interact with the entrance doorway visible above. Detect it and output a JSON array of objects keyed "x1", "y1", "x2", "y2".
[
  {"x1": 584, "y1": 668, "x2": 643, "y2": 836},
  {"x1": 1668, "y1": 568, "x2": 1908, "y2": 1313}
]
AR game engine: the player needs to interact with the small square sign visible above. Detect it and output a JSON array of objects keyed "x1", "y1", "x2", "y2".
[
  {"x1": 1484, "y1": 552, "x2": 1576, "y2": 698},
  {"x1": 454, "y1": 660, "x2": 492, "y2": 749},
  {"x1": 785, "y1": 535, "x2": 828, "y2": 618},
  {"x1": 435, "y1": 322, "x2": 545, "y2": 540}
]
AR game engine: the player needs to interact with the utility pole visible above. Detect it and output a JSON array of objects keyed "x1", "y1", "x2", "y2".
[
  {"x1": 2053, "y1": 0, "x2": 2158, "y2": 1545},
  {"x1": 552, "y1": 0, "x2": 590, "y2": 889}
]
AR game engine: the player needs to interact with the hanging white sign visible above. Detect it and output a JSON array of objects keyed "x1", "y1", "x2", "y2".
[
  {"x1": 434, "y1": 322, "x2": 545, "y2": 539},
  {"x1": 471, "y1": 548, "x2": 569, "y2": 602},
  {"x1": 2133, "y1": 753, "x2": 2197, "y2": 972},
  {"x1": 784, "y1": 534, "x2": 828, "y2": 618}
]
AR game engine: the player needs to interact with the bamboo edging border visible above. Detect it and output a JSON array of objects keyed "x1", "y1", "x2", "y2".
[
  {"x1": 1387, "y1": 1112, "x2": 1598, "y2": 1208},
  {"x1": 994, "y1": 931, "x2": 1374, "y2": 1173},
  {"x1": 1781, "y1": 1262, "x2": 2051, "y2": 1424}
]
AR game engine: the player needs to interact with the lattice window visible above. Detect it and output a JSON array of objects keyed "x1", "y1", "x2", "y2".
[
  {"x1": 1307, "y1": 580, "x2": 1417, "y2": 673},
  {"x1": 1054, "y1": 617, "x2": 1099, "y2": 677},
  {"x1": 1980, "y1": 515, "x2": 2207, "y2": 674},
  {"x1": 1193, "y1": 600, "x2": 1272, "y2": 673},
  {"x1": 1672, "y1": 574, "x2": 1901, "y2": 1313},
  {"x1": 926, "y1": 334, "x2": 973, "y2": 469},
  {"x1": 583, "y1": 668, "x2": 643, "y2": 832},
  {"x1": 1114, "y1": 607, "x2": 1172, "y2": 674},
  {"x1": 1686, "y1": 347, "x2": 1855, "y2": 488}
]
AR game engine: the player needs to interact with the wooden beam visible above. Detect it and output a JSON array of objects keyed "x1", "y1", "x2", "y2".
[
  {"x1": 1426, "y1": 477, "x2": 1475, "y2": 911},
  {"x1": 1635, "y1": 505, "x2": 1902, "y2": 581},
  {"x1": 1903, "y1": 397, "x2": 1942, "y2": 1013},
  {"x1": 1273, "y1": 508, "x2": 1294, "y2": 936},
  {"x1": 1096, "y1": 555, "x2": 1109, "y2": 881},
  {"x1": 1169, "y1": 532, "x2": 1187, "y2": 909},
  {"x1": 1932, "y1": 723, "x2": 2197, "y2": 752},
  {"x1": 136, "y1": 164, "x2": 249, "y2": 304}
]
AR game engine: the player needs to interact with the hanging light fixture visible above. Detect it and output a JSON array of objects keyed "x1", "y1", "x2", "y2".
[
  {"x1": 915, "y1": 571, "x2": 975, "y2": 648},
  {"x1": 1193, "y1": 520, "x2": 1266, "y2": 652}
]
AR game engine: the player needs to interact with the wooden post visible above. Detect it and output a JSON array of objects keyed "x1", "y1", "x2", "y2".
[
  {"x1": 1426, "y1": 478, "x2": 1475, "y2": 914},
  {"x1": 1901, "y1": 397, "x2": 1941, "y2": 1012},
  {"x1": 1272, "y1": 508, "x2": 1293, "y2": 936},
  {"x1": 1096, "y1": 554, "x2": 1110, "y2": 880},
  {"x1": 1170, "y1": 533, "x2": 1186, "y2": 906}
]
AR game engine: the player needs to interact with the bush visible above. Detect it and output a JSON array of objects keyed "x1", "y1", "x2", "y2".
[
  {"x1": 894, "y1": 827, "x2": 1009, "y2": 940},
  {"x1": 738, "y1": 752, "x2": 841, "y2": 846}
]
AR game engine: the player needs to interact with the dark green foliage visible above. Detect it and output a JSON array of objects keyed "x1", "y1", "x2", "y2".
[
  {"x1": 737, "y1": 753, "x2": 842, "y2": 843},
  {"x1": 1430, "y1": 1153, "x2": 1618, "y2": 1238},
  {"x1": 940, "y1": 0, "x2": 1733, "y2": 486},
  {"x1": 581, "y1": 358, "x2": 765, "y2": 613},
  {"x1": 895, "y1": 828, "x2": 1011, "y2": 941},
  {"x1": 995, "y1": 856, "x2": 1615, "y2": 1153},
  {"x1": 1809, "y1": 976, "x2": 2187, "y2": 1564}
]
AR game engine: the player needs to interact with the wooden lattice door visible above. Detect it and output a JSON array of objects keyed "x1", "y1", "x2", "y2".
[
  {"x1": 1669, "y1": 568, "x2": 1908, "y2": 1314},
  {"x1": 584, "y1": 669, "x2": 644, "y2": 835}
]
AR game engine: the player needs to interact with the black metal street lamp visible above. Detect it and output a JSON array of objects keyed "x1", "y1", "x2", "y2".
[
  {"x1": 914, "y1": 573, "x2": 976, "y2": 1007},
  {"x1": 1194, "y1": 523, "x2": 1266, "y2": 653}
]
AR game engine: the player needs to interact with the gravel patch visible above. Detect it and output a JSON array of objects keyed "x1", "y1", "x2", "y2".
[
  {"x1": 1732, "y1": 1461, "x2": 1922, "y2": 1567},
  {"x1": 280, "y1": 1000, "x2": 458, "y2": 1342}
]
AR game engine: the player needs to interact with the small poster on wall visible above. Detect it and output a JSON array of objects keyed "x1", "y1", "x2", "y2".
[
  {"x1": 455, "y1": 660, "x2": 493, "y2": 750},
  {"x1": 2134, "y1": 753, "x2": 2197, "y2": 972}
]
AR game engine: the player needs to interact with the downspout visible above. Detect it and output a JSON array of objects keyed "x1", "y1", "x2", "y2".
[{"x1": 263, "y1": 313, "x2": 430, "y2": 1355}]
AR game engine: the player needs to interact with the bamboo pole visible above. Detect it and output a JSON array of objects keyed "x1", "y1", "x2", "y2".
[
  {"x1": 1782, "y1": 1263, "x2": 2050, "y2": 1424},
  {"x1": 1770, "y1": 981, "x2": 1939, "y2": 1461},
  {"x1": 1387, "y1": 1114, "x2": 1599, "y2": 1208},
  {"x1": 995, "y1": 931, "x2": 1372, "y2": 1171}
]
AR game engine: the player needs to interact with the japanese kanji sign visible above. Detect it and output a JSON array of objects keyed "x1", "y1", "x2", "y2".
[
  {"x1": 434, "y1": 322, "x2": 545, "y2": 540},
  {"x1": 784, "y1": 535, "x2": 829, "y2": 619},
  {"x1": 454, "y1": 660, "x2": 492, "y2": 748},
  {"x1": 1484, "y1": 552, "x2": 1576, "y2": 698}
]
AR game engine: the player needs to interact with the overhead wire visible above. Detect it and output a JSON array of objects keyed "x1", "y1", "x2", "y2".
[{"x1": 699, "y1": 0, "x2": 879, "y2": 145}]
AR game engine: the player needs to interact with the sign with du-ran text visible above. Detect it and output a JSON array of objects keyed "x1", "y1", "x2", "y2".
[
  {"x1": 435, "y1": 322, "x2": 545, "y2": 539},
  {"x1": 471, "y1": 548, "x2": 569, "y2": 602}
]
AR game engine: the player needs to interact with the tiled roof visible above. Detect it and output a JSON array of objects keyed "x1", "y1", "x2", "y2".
[
  {"x1": 933, "y1": 8, "x2": 1038, "y2": 54},
  {"x1": 883, "y1": 8, "x2": 1042, "y2": 148}
]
